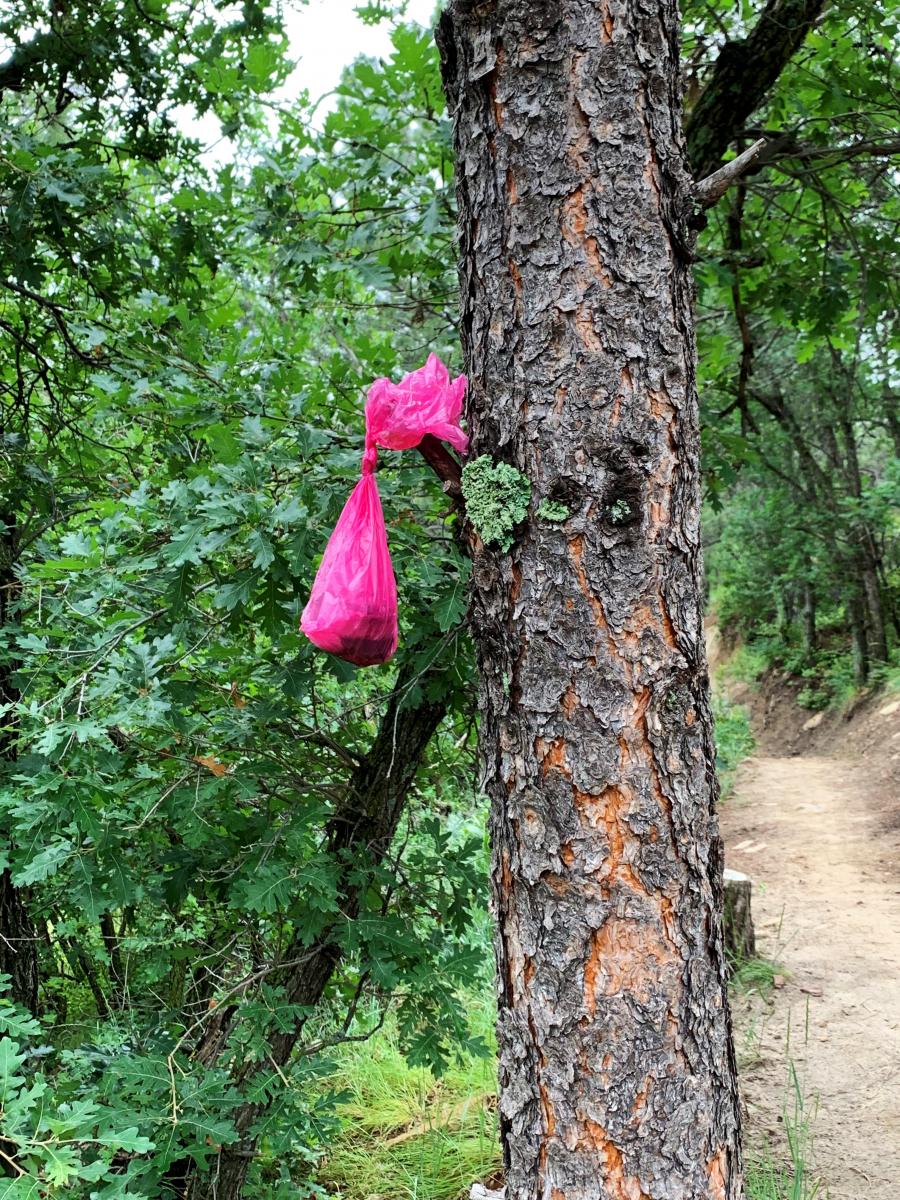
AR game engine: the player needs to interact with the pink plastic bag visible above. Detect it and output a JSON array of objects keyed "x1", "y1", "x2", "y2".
[
  {"x1": 301, "y1": 355, "x2": 467, "y2": 667},
  {"x1": 365, "y1": 353, "x2": 468, "y2": 453}
]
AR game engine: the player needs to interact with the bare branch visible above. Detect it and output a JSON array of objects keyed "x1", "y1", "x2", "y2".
[
  {"x1": 694, "y1": 139, "x2": 767, "y2": 208},
  {"x1": 417, "y1": 433, "x2": 464, "y2": 502}
]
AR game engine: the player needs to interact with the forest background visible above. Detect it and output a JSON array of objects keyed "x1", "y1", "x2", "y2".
[{"x1": 0, "y1": 0, "x2": 897, "y2": 1197}]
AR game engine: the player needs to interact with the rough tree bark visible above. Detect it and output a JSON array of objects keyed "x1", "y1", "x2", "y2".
[{"x1": 438, "y1": 3, "x2": 742, "y2": 1198}]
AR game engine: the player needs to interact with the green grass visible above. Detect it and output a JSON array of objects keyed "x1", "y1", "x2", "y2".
[
  {"x1": 316, "y1": 994, "x2": 501, "y2": 1200},
  {"x1": 718, "y1": 642, "x2": 770, "y2": 687},
  {"x1": 871, "y1": 657, "x2": 900, "y2": 694},
  {"x1": 732, "y1": 956, "x2": 786, "y2": 998},
  {"x1": 746, "y1": 1065, "x2": 821, "y2": 1200},
  {"x1": 714, "y1": 692, "x2": 755, "y2": 798}
]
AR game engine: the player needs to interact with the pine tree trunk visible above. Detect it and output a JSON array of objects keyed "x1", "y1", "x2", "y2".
[{"x1": 438, "y1": 3, "x2": 743, "y2": 1197}]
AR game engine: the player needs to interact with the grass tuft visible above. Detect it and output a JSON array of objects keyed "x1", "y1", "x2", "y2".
[
  {"x1": 732, "y1": 956, "x2": 786, "y2": 998},
  {"x1": 714, "y1": 693, "x2": 755, "y2": 798},
  {"x1": 316, "y1": 995, "x2": 501, "y2": 1200}
]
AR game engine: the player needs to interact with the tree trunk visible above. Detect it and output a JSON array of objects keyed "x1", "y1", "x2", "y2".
[
  {"x1": 801, "y1": 578, "x2": 816, "y2": 656},
  {"x1": 0, "y1": 513, "x2": 39, "y2": 1013},
  {"x1": 438, "y1": 4, "x2": 743, "y2": 1198},
  {"x1": 179, "y1": 661, "x2": 449, "y2": 1200},
  {"x1": 847, "y1": 578, "x2": 870, "y2": 686},
  {"x1": 861, "y1": 558, "x2": 888, "y2": 665},
  {"x1": 837, "y1": 409, "x2": 889, "y2": 665}
]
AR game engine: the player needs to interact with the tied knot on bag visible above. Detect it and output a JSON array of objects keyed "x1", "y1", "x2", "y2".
[{"x1": 301, "y1": 355, "x2": 468, "y2": 667}]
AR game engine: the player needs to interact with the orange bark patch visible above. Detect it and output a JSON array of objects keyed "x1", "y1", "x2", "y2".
[
  {"x1": 537, "y1": 735, "x2": 571, "y2": 779},
  {"x1": 583, "y1": 929, "x2": 603, "y2": 1016},
  {"x1": 506, "y1": 166, "x2": 518, "y2": 204},
  {"x1": 659, "y1": 591, "x2": 677, "y2": 648},
  {"x1": 561, "y1": 681, "x2": 579, "y2": 718},
  {"x1": 540, "y1": 1081, "x2": 557, "y2": 1136},
  {"x1": 648, "y1": 497, "x2": 668, "y2": 529},
  {"x1": 562, "y1": 186, "x2": 612, "y2": 288},
  {"x1": 622, "y1": 600, "x2": 676, "y2": 654},
  {"x1": 583, "y1": 917, "x2": 678, "y2": 1010},
  {"x1": 508, "y1": 257, "x2": 523, "y2": 314},
  {"x1": 542, "y1": 868, "x2": 571, "y2": 897},
  {"x1": 500, "y1": 848, "x2": 513, "y2": 893},
  {"x1": 618, "y1": 732, "x2": 631, "y2": 768},
  {"x1": 568, "y1": 535, "x2": 609, "y2": 633},
  {"x1": 631, "y1": 1076, "x2": 652, "y2": 1118},
  {"x1": 559, "y1": 842, "x2": 575, "y2": 867},
  {"x1": 632, "y1": 686, "x2": 651, "y2": 724},
  {"x1": 648, "y1": 389, "x2": 675, "y2": 421},
  {"x1": 600, "y1": 3, "x2": 614, "y2": 43},
  {"x1": 707, "y1": 1148, "x2": 728, "y2": 1200},
  {"x1": 579, "y1": 1121, "x2": 650, "y2": 1199},
  {"x1": 574, "y1": 786, "x2": 647, "y2": 897}
]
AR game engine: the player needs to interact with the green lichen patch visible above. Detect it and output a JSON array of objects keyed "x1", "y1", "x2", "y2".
[
  {"x1": 461, "y1": 455, "x2": 531, "y2": 552},
  {"x1": 605, "y1": 497, "x2": 633, "y2": 525},
  {"x1": 537, "y1": 499, "x2": 570, "y2": 522}
]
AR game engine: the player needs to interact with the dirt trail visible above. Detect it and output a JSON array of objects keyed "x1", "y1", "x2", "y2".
[{"x1": 722, "y1": 753, "x2": 900, "y2": 1198}]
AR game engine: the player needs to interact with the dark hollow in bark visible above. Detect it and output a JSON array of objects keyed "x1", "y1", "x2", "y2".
[
  {"x1": 438, "y1": 2, "x2": 743, "y2": 1197},
  {"x1": 722, "y1": 869, "x2": 756, "y2": 967}
]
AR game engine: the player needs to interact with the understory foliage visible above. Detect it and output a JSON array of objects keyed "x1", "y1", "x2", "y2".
[
  {"x1": 692, "y1": 2, "x2": 900, "y2": 697},
  {"x1": 0, "y1": 0, "x2": 897, "y2": 1195}
]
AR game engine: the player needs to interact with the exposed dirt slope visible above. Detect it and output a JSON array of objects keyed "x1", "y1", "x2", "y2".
[{"x1": 720, "y1": 707, "x2": 900, "y2": 1197}]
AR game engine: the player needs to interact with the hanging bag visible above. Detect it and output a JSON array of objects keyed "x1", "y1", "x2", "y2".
[{"x1": 301, "y1": 355, "x2": 467, "y2": 667}]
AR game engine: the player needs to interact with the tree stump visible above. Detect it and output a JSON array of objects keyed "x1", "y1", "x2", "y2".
[{"x1": 723, "y1": 868, "x2": 756, "y2": 965}]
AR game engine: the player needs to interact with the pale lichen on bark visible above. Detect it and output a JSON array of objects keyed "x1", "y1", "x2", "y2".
[{"x1": 438, "y1": 1, "x2": 743, "y2": 1197}]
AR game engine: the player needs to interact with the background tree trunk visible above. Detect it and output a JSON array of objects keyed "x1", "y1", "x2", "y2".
[
  {"x1": 178, "y1": 661, "x2": 449, "y2": 1200},
  {"x1": 801, "y1": 578, "x2": 817, "y2": 656},
  {"x1": 438, "y1": 3, "x2": 743, "y2": 1197},
  {"x1": 0, "y1": 513, "x2": 39, "y2": 1013},
  {"x1": 847, "y1": 579, "x2": 871, "y2": 685}
]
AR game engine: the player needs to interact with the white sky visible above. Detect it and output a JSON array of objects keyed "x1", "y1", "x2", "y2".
[
  {"x1": 283, "y1": 0, "x2": 439, "y2": 107},
  {"x1": 191, "y1": 0, "x2": 440, "y2": 157}
]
